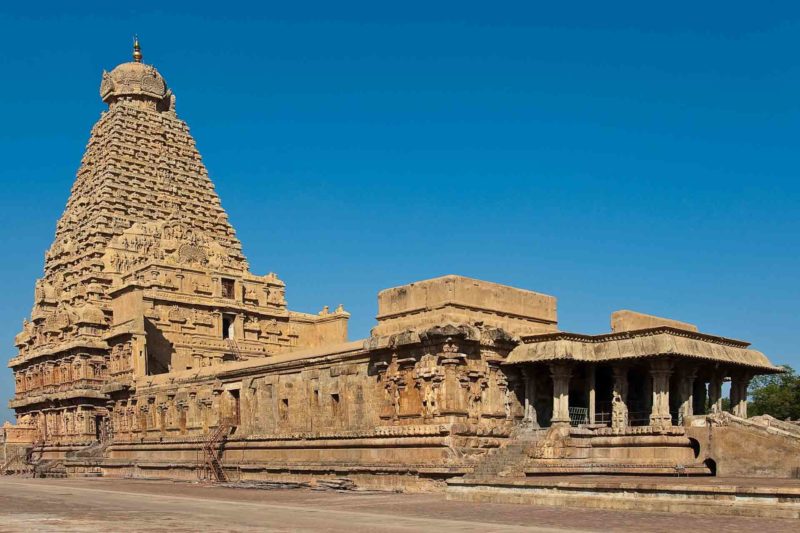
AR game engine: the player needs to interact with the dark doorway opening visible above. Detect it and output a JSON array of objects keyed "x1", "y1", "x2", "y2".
[
  {"x1": 222, "y1": 314, "x2": 235, "y2": 339},
  {"x1": 230, "y1": 389, "x2": 240, "y2": 425},
  {"x1": 331, "y1": 393, "x2": 341, "y2": 418},
  {"x1": 688, "y1": 437, "x2": 701, "y2": 459}
]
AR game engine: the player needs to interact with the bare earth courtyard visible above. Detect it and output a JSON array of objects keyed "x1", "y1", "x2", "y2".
[{"x1": 0, "y1": 477, "x2": 797, "y2": 533}]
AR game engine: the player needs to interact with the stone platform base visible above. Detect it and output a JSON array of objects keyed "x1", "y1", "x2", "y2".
[
  {"x1": 446, "y1": 475, "x2": 800, "y2": 519},
  {"x1": 86, "y1": 460, "x2": 467, "y2": 492},
  {"x1": 522, "y1": 462, "x2": 709, "y2": 475}
]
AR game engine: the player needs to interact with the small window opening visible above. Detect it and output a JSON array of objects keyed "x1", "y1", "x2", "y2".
[
  {"x1": 280, "y1": 398, "x2": 289, "y2": 421},
  {"x1": 221, "y1": 278, "x2": 235, "y2": 299},
  {"x1": 704, "y1": 458, "x2": 717, "y2": 476},
  {"x1": 331, "y1": 393, "x2": 340, "y2": 417}
]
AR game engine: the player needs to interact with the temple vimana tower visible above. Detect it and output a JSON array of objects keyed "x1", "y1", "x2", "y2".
[{"x1": 5, "y1": 41, "x2": 798, "y2": 487}]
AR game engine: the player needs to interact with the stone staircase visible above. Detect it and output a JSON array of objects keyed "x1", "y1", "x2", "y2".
[
  {"x1": 1, "y1": 447, "x2": 32, "y2": 476},
  {"x1": 67, "y1": 440, "x2": 108, "y2": 459},
  {"x1": 34, "y1": 460, "x2": 67, "y2": 478},
  {"x1": 465, "y1": 428, "x2": 546, "y2": 479}
]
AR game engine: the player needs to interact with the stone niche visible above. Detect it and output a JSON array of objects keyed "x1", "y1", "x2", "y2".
[{"x1": 372, "y1": 275, "x2": 558, "y2": 337}]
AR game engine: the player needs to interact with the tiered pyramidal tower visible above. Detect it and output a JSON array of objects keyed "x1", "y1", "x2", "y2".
[{"x1": 9, "y1": 41, "x2": 348, "y2": 444}]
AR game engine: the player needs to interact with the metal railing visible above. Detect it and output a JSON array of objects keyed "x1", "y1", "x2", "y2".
[
  {"x1": 225, "y1": 339, "x2": 243, "y2": 361},
  {"x1": 198, "y1": 417, "x2": 237, "y2": 482},
  {"x1": 568, "y1": 407, "x2": 588, "y2": 426}
]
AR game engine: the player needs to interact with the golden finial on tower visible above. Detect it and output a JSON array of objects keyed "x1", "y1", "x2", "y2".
[{"x1": 132, "y1": 35, "x2": 143, "y2": 63}]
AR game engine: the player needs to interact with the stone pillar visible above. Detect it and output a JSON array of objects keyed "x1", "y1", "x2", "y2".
[
  {"x1": 677, "y1": 366, "x2": 697, "y2": 424},
  {"x1": 586, "y1": 365, "x2": 596, "y2": 425},
  {"x1": 730, "y1": 372, "x2": 751, "y2": 418},
  {"x1": 709, "y1": 371, "x2": 724, "y2": 414},
  {"x1": 521, "y1": 366, "x2": 537, "y2": 424},
  {"x1": 649, "y1": 359, "x2": 673, "y2": 427},
  {"x1": 549, "y1": 363, "x2": 572, "y2": 426},
  {"x1": 611, "y1": 364, "x2": 629, "y2": 431}
]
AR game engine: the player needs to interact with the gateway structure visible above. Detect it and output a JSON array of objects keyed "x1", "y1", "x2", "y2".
[{"x1": 5, "y1": 43, "x2": 797, "y2": 487}]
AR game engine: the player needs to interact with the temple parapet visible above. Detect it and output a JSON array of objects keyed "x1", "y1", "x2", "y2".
[
  {"x1": 372, "y1": 275, "x2": 558, "y2": 338},
  {"x1": 611, "y1": 310, "x2": 698, "y2": 333}
]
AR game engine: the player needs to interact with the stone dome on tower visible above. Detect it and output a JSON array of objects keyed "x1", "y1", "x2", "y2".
[{"x1": 99, "y1": 37, "x2": 172, "y2": 109}]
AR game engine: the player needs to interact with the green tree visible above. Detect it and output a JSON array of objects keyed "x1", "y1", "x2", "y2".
[{"x1": 748, "y1": 365, "x2": 800, "y2": 420}]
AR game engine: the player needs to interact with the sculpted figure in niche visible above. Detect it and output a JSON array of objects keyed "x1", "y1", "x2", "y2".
[
  {"x1": 611, "y1": 392, "x2": 628, "y2": 432},
  {"x1": 421, "y1": 381, "x2": 437, "y2": 418},
  {"x1": 266, "y1": 287, "x2": 286, "y2": 306},
  {"x1": 468, "y1": 378, "x2": 486, "y2": 420},
  {"x1": 381, "y1": 361, "x2": 402, "y2": 420},
  {"x1": 244, "y1": 286, "x2": 258, "y2": 302}
]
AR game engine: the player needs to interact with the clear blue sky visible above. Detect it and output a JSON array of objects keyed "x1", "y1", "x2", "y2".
[{"x1": 1, "y1": 2, "x2": 798, "y2": 422}]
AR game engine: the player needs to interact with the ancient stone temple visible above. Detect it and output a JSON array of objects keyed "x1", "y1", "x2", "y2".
[
  {"x1": 5, "y1": 42, "x2": 799, "y2": 489},
  {"x1": 8, "y1": 40, "x2": 347, "y2": 450}
]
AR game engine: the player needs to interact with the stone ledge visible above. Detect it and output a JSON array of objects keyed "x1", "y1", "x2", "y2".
[
  {"x1": 98, "y1": 459, "x2": 473, "y2": 475},
  {"x1": 446, "y1": 476, "x2": 800, "y2": 519},
  {"x1": 448, "y1": 475, "x2": 800, "y2": 497}
]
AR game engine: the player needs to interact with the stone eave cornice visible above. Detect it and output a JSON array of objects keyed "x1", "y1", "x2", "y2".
[
  {"x1": 376, "y1": 302, "x2": 557, "y2": 325},
  {"x1": 103, "y1": 319, "x2": 144, "y2": 340},
  {"x1": 108, "y1": 284, "x2": 289, "y2": 318},
  {"x1": 519, "y1": 326, "x2": 750, "y2": 348},
  {"x1": 365, "y1": 322, "x2": 514, "y2": 352},
  {"x1": 9, "y1": 339, "x2": 109, "y2": 368},
  {"x1": 169, "y1": 338, "x2": 275, "y2": 357},
  {"x1": 114, "y1": 259, "x2": 257, "y2": 287},
  {"x1": 8, "y1": 388, "x2": 108, "y2": 409},
  {"x1": 145, "y1": 291, "x2": 290, "y2": 318},
  {"x1": 132, "y1": 340, "x2": 367, "y2": 391},
  {"x1": 507, "y1": 326, "x2": 780, "y2": 372}
]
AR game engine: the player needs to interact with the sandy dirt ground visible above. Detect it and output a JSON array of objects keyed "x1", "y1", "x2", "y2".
[{"x1": 0, "y1": 477, "x2": 797, "y2": 532}]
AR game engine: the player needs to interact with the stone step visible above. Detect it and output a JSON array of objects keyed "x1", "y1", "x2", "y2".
[
  {"x1": 467, "y1": 441, "x2": 537, "y2": 478},
  {"x1": 447, "y1": 476, "x2": 800, "y2": 519},
  {"x1": 72, "y1": 472, "x2": 103, "y2": 478}
]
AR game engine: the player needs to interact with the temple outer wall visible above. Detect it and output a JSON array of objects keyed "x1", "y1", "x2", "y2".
[
  {"x1": 89, "y1": 327, "x2": 522, "y2": 490},
  {"x1": 686, "y1": 418, "x2": 800, "y2": 478}
]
